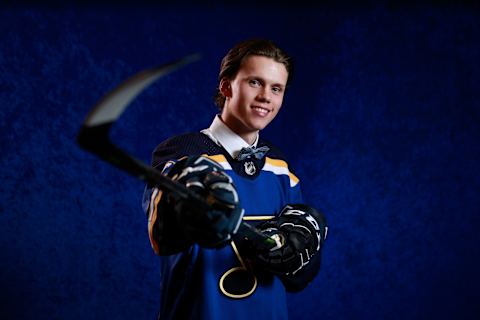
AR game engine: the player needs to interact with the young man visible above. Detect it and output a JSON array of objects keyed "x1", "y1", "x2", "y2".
[{"x1": 144, "y1": 39, "x2": 328, "y2": 320}]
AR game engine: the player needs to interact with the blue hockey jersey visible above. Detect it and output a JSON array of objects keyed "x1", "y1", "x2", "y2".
[{"x1": 144, "y1": 132, "x2": 304, "y2": 319}]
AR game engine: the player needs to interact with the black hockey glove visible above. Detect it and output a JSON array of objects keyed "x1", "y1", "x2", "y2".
[
  {"x1": 166, "y1": 155, "x2": 244, "y2": 249},
  {"x1": 253, "y1": 204, "x2": 328, "y2": 276}
]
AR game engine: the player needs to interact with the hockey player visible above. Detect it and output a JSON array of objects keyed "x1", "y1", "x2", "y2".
[{"x1": 144, "y1": 39, "x2": 328, "y2": 319}]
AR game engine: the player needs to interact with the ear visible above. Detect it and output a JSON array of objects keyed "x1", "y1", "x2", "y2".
[{"x1": 219, "y1": 78, "x2": 232, "y2": 98}]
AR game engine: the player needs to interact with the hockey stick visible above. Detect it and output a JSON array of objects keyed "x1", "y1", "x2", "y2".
[{"x1": 77, "y1": 54, "x2": 275, "y2": 250}]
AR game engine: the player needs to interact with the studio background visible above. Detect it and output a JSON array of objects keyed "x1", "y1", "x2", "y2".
[{"x1": 1, "y1": 3, "x2": 479, "y2": 319}]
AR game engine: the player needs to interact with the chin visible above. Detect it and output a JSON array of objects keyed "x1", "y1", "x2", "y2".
[
  {"x1": 246, "y1": 120, "x2": 268, "y2": 131},
  {"x1": 242, "y1": 115, "x2": 274, "y2": 132}
]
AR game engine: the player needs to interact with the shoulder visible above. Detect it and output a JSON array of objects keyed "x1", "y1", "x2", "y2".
[
  {"x1": 258, "y1": 137, "x2": 301, "y2": 186},
  {"x1": 151, "y1": 132, "x2": 220, "y2": 168},
  {"x1": 259, "y1": 137, "x2": 295, "y2": 168},
  {"x1": 258, "y1": 138, "x2": 287, "y2": 160}
]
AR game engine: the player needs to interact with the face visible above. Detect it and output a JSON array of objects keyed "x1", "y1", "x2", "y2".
[{"x1": 220, "y1": 55, "x2": 288, "y2": 144}]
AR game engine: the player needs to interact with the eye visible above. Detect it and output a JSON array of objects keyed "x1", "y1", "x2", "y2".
[
  {"x1": 272, "y1": 86, "x2": 283, "y2": 94},
  {"x1": 248, "y1": 79, "x2": 261, "y2": 87}
]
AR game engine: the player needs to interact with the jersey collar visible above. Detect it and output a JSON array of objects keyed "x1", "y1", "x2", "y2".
[{"x1": 201, "y1": 115, "x2": 259, "y2": 159}]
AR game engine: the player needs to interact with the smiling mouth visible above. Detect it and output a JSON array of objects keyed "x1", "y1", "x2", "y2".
[{"x1": 252, "y1": 106, "x2": 270, "y2": 115}]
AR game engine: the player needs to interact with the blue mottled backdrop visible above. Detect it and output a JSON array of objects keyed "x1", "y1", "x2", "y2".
[{"x1": 1, "y1": 2, "x2": 479, "y2": 319}]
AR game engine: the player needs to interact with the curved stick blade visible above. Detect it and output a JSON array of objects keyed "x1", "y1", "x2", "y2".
[{"x1": 83, "y1": 53, "x2": 201, "y2": 127}]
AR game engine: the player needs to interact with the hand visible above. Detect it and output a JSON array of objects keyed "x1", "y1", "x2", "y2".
[
  {"x1": 167, "y1": 156, "x2": 244, "y2": 248},
  {"x1": 253, "y1": 204, "x2": 327, "y2": 275}
]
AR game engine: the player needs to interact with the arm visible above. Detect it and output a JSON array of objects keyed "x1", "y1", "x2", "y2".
[{"x1": 145, "y1": 151, "x2": 244, "y2": 255}]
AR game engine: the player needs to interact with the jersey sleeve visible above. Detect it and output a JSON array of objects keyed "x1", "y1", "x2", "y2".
[
  {"x1": 142, "y1": 137, "x2": 193, "y2": 256},
  {"x1": 288, "y1": 176, "x2": 304, "y2": 204}
]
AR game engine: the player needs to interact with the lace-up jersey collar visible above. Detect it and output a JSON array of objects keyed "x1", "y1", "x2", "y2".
[{"x1": 201, "y1": 115, "x2": 259, "y2": 159}]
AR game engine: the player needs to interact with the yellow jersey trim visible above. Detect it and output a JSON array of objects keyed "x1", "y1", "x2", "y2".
[
  {"x1": 200, "y1": 154, "x2": 299, "y2": 187},
  {"x1": 264, "y1": 157, "x2": 300, "y2": 187}
]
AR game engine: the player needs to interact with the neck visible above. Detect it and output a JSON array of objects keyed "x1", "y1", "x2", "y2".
[
  {"x1": 219, "y1": 115, "x2": 258, "y2": 145},
  {"x1": 236, "y1": 130, "x2": 258, "y2": 145}
]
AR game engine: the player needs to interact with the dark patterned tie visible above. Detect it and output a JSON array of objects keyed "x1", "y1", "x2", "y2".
[{"x1": 235, "y1": 146, "x2": 270, "y2": 161}]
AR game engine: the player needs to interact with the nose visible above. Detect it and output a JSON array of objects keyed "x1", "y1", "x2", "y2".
[{"x1": 256, "y1": 87, "x2": 271, "y2": 103}]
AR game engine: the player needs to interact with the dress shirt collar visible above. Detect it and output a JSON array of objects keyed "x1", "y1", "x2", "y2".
[{"x1": 201, "y1": 115, "x2": 259, "y2": 159}]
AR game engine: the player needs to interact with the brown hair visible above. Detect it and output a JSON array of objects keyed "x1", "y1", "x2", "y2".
[{"x1": 214, "y1": 39, "x2": 294, "y2": 109}]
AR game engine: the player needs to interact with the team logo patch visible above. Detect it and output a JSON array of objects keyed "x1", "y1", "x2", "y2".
[{"x1": 244, "y1": 161, "x2": 256, "y2": 175}]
